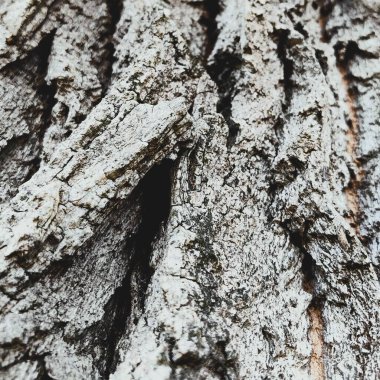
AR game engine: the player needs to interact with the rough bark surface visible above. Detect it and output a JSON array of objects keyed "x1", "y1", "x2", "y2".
[{"x1": 0, "y1": 0, "x2": 379, "y2": 379}]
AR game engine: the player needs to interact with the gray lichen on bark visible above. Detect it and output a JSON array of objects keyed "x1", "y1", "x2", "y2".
[{"x1": 0, "y1": 0, "x2": 379, "y2": 379}]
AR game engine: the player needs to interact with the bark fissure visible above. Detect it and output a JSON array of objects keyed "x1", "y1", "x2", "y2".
[
  {"x1": 285, "y1": 222, "x2": 326, "y2": 379},
  {"x1": 199, "y1": 0, "x2": 242, "y2": 148},
  {"x1": 334, "y1": 41, "x2": 364, "y2": 237},
  {"x1": 316, "y1": 0, "x2": 336, "y2": 43},
  {"x1": 103, "y1": 159, "x2": 174, "y2": 378},
  {"x1": 38, "y1": 356, "x2": 54, "y2": 380},
  {"x1": 1, "y1": 1, "x2": 380, "y2": 379},
  {"x1": 103, "y1": 0, "x2": 124, "y2": 92},
  {"x1": 199, "y1": 0, "x2": 222, "y2": 60},
  {"x1": 33, "y1": 31, "x2": 58, "y2": 171},
  {"x1": 0, "y1": 30, "x2": 56, "y2": 203},
  {"x1": 207, "y1": 52, "x2": 242, "y2": 148},
  {"x1": 101, "y1": 264, "x2": 134, "y2": 379},
  {"x1": 133, "y1": 159, "x2": 174, "y2": 311},
  {"x1": 275, "y1": 29, "x2": 294, "y2": 111},
  {"x1": 308, "y1": 303, "x2": 325, "y2": 380}
]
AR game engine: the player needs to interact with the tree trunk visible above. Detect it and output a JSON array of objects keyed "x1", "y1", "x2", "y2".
[{"x1": 0, "y1": 0, "x2": 379, "y2": 379}]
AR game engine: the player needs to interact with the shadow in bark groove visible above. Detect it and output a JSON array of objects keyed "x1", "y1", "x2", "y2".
[
  {"x1": 281, "y1": 220, "x2": 326, "y2": 378},
  {"x1": 0, "y1": 158, "x2": 176, "y2": 377},
  {"x1": 32, "y1": 31, "x2": 58, "y2": 174},
  {"x1": 207, "y1": 51, "x2": 243, "y2": 148},
  {"x1": 103, "y1": 158, "x2": 175, "y2": 378},
  {"x1": 0, "y1": 30, "x2": 56, "y2": 201},
  {"x1": 196, "y1": 0, "x2": 242, "y2": 148},
  {"x1": 333, "y1": 40, "x2": 372, "y2": 238},
  {"x1": 199, "y1": 0, "x2": 222, "y2": 59},
  {"x1": 103, "y1": 0, "x2": 124, "y2": 92},
  {"x1": 27, "y1": 159, "x2": 177, "y2": 379},
  {"x1": 275, "y1": 29, "x2": 294, "y2": 111},
  {"x1": 38, "y1": 356, "x2": 54, "y2": 380}
]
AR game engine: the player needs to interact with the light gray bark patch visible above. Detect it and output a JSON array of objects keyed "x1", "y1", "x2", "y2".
[{"x1": 0, "y1": 30, "x2": 56, "y2": 207}]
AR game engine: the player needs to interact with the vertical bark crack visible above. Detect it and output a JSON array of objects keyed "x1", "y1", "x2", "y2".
[
  {"x1": 133, "y1": 158, "x2": 174, "y2": 311},
  {"x1": 275, "y1": 29, "x2": 294, "y2": 111},
  {"x1": 308, "y1": 303, "x2": 325, "y2": 380},
  {"x1": 315, "y1": 0, "x2": 336, "y2": 42},
  {"x1": 198, "y1": 0, "x2": 242, "y2": 148},
  {"x1": 334, "y1": 41, "x2": 365, "y2": 237},
  {"x1": 199, "y1": 0, "x2": 222, "y2": 59},
  {"x1": 0, "y1": 30, "x2": 56, "y2": 199},
  {"x1": 285, "y1": 222, "x2": 326, "y2": 379},
  {"x1": 103, "y1": 159, "x2": 174, "y2": 378},
  {"x1": 207, "y1": 52, "x2": 242, "y2": 148},
  {"x1": 32, "y1": 31, "x2": 58, "y2": 175},
  {"x1": 103, "y1": 0, "x2": 124, "y2": 92},
  {"x1": 39, "y1": 356, "x2": 54, "y2": 380}
]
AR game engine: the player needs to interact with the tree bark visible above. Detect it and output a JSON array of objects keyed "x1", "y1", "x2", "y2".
[{"x1": 0, "y1": 0, "x2": 379, "y2": 379}]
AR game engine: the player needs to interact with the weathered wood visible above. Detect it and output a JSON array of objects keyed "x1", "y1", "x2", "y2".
[{"x1": 0, "y1": 0, "x2": 379, "y2": 379}]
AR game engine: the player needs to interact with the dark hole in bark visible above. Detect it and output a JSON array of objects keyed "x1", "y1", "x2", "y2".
[
  {"x1": 315, "y1": 49, "x2": 328, "y2": 75},
  {"x1": 32, "y1": 32, "x2": 57, "y2": 178},
  {"x1": 103, "y1": 0, "x2": 124, "y2": 91},
  {"x1": 200, "y1": 0, "x2": 222, "y2": 58},
  {"x1": 103, "y1": 159, "x2": 174, "y2": 378},
  {"x1": 301, "y1": 250, "x2": 317, "y2": 294},
  {"x1": 208, "y1": 51, "x2": 242, "y2": 148},
  {"x1": 289, "y1": 156, "x2": 305, "y2": 171},
  {"x1": 39, "y1": 367, "x2": 54, "y2": 380},
  {"x1": 282, "y1": 221, "x2": 316, "y2": 294},
  {"x1": 334, "y1": 40, "x2": 376, "y2": 70},
  {"x1": 134, "y1": 158, "x2": 173, "y2": 300},
  {"x1": 275, "y1": 29, "x2": 294, "y2": 111},
  {"x1": 319, "y1": 0, "x2": 335, "y2": 17},
  {"x1": 294, "y1": 22, "x2": 309, "y2": 38}
]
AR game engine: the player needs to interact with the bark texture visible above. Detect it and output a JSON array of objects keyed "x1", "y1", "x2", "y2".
[{"x1": 0, "y1": 0, "x2": 379, "y2": 379}]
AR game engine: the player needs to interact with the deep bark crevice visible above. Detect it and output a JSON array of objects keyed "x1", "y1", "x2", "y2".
[
  {"x1": 33, "y1": 31, "x2": 58, "y2": 172},
  {"x1": 199, "y1": 0, "x2": 222, "y2": 59},
  {"x1": 284, "y1": 221, "x2": 315, "y2": 294},
  {"x1": 38, "y1": 356, "x2": 54, "y2": 380},
  {"x1": 103, "y1": 159, "x2": 175, "y2": 378},
  {"x1": 0, "y1": 30, "x2": 56, "y2": 202},
  {"x1": 281, "y1": 220, "x2": 326, "y2": 379},
  {"x1": 197, "y1": 0, "x2": 242, "y2": 148},
  {"x1": 315, "y1": 49, "x2": 328, "y2": 76},
  {"x1": 133, "y1": 158, "x2": 174, "y2": 310},
  {"x1": 275, "y1": 29, "x2": 294, "y2": 111},
  {"x1": 207, "y1": 52, "x2": 243, "y2": 148},
  {"x1": 334, "y1": 41, "x2": 365, "y2": 237},
  {"x1": 103, "y1": 0, "x2": 124, "y2": 92},
  {"x1": 315, "y1": 0, "x2": 336, "y2": 42}
]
